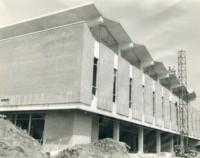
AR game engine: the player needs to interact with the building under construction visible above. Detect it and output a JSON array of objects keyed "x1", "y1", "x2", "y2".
[{"x1": 0, "y1": 3, "x2": 199, "y2": 154}]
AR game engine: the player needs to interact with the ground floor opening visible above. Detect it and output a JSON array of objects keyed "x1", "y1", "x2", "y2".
[
  {"x1": 2, "y1": 110, "x2": 199, "y2": 154},
  {"x1": 5, "y1": 112, "x2": 45, "y2": 143}
]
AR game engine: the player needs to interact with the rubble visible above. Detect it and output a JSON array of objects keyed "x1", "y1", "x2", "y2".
[
  {"x1": 0, "y1": 118, "x2": 46, "y2": 158},
  {"x1": 54, "y1": 138, "x2": 130, "y2": 158}
]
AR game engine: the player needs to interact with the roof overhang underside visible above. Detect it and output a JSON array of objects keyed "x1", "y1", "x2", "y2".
[
  {"x1": 144, "y1": 61, "x2": 168, "y2": 79},
  {"x1": 160, "y1": 73, "x2": 180, "y2": 88},
  {"x1": 172, "y1": 84, "x2": 197, "y2": 102},
  {"x1": 89, "y1": 18, "x2": 132, "y2": 53},
  {"x1": 187, "y1": 90, "x2": 196, "y2": 101},
  {"x1": 121, "y1": 43, "x2": 154, "y2": 68}
]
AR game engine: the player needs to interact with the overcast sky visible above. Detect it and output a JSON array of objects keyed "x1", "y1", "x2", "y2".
[{"x1": 0, "y1": 0, "x2": 199, "y2": 108}]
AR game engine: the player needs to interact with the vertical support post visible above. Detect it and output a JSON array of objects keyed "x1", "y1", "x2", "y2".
[
  {"x1": 138, "y1": 126, "x2": 144, "y2": 153},
  {"x1": 156, "y1": 131, "x2": 161, "y2": 153},
  {"x1": 28, "y1": 113, "x2": 32, "y2": 135},
  {"x1": 14, "y1": 113, "x2": 17, "y2": 125},
  {"x1": 91, "y1": 117, "x2": 99, "y2": 142},
  {"x1": 113, "y1": 121, "x2": 120, "y2": 141},
  {"x1": 170, "y1": 135, "x2": 174, "y2": 153}
]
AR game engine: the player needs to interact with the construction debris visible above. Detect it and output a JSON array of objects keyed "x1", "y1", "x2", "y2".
[
  {"x1": 54, "y1": 138, "x2": 130, "y2": 158},
  {"x1": 0, "y1": 118, "x2": 46, "y2": 158}
]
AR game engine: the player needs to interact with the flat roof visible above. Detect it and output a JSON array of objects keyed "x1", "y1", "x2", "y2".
[{"x1": 0, "y1": 3, "x2": 132, "y2": 49}]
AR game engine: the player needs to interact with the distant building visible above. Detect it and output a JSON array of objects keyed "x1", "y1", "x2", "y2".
[{"x1": 0, "y1": 3, "x2": 199, "y2": 154}]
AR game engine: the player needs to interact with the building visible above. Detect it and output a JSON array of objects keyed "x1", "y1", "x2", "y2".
[{"x1": 0, "y1": 3, "x2": 199, "y2": 154}]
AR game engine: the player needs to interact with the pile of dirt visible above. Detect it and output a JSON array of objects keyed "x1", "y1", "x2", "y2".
[
  {"x1": 0, "y1": 118, "x2": 46, "y2": 158},
  {"x1": 55, "y1": 138, "x2": 130, "y2": 158}
]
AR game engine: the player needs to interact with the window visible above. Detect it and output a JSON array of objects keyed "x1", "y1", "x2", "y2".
[
  {"x1": 153, "y1": 91, "x2": 155, "y2": 116},
  {"x1": 175, "y1": 102, "x2": 178, "y2": 125},
  {"x1": 129, "y1": 78, "x2": 133, "y2": 108},
  {"x1": 92, "y1": 58, "x2": 98, "y2": 95},
  {"x1": 113, "y1": 69, "x2": 117, "y2": 102}
]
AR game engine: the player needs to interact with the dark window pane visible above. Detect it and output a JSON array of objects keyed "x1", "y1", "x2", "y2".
[
  {"x1": 92, "y1": 58, "x2": 98, "y2": 95},
  {"x1": 129, "y1": 78, "x2": 133, "y2": 108},
  {"x1": 113, "y1": 69, "x2": 117, "y2": 102},
  {"x1": 30, "y1": 114, "x2": 45, "y2": 143},
  {"x1": 16, "y1": 114, "x2": 29, "y2": 131}
]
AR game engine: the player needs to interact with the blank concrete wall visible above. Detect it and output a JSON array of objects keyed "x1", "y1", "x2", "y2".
[
  {"x1": 80, "y1": 25, "x2": 95, "y2": 105},
  {"x1": 163, "y1": 88, "x2": 170, "y2": 129},
  {"x1": 117, "y1": 56, "x2": 129, "y2": 117},
  {"x1": 132, "y1": 66, "x2": 143, "y2": 121},
  {"x1": 43, "y1": 111, "x2": 74, "y2": 144},
  {"x1": 188, "y1": 106, "x2": 192, "y2": 136},
  {"x1": 43, "y1": 110, "x2": 92, "y2": 151},
  {"x1": 97, "y1": 43, "x2": 114, "y2": 111},
  {"x1": 144, "y1": 75, "x2": 153, "y2": 124},
  {"x1": 0, "y1": 22, "x2": 90, "y2": 105},
  {"x1": 194, "y1": 111, "x2": 198, "y2": 137},
  {"x1": 73, "y1": 111, "x2": 92, "y2": 143},
  {"x1": 171, "y1": 100, "x2": 177, "y2": 131},
  {"x1": 155, "y1": 82, "x2": 163, "y2": 127}
]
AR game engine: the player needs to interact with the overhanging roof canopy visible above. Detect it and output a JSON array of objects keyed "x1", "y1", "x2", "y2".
[
  {"x1": 160, "y1": 73, "x2": 180, "y2": 88},
  {"x1": 90, "y1": 18, "x2": 132, "y2": 52},
  {"x1": 132, "y1": 44, "x2": 154, "y2": 67},
  {"x1": 102, "y1": 18, "x2": 132, "y2": 47},
  {"x1": 172, "y1": 84, "x2": 188, "y2": 102},
  {"x1": 121, "y1": 43, "x2": 154, "y2": 68},
  {"x1": 144, "y1": 61, "x2": 168, "y2": 79},
  {"x1": 187, "y1": 90, "x2": 196, "y2": 101}
]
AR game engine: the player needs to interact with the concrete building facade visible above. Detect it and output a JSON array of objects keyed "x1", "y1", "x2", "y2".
[{"x1": 0, "y1": 3, "x2": 199, "y2": 154}]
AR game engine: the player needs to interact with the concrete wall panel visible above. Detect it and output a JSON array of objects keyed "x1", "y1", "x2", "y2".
[
  {"x1": 43, "y1": 110, "x2": 92, "y2": 152},
  {"x1": 43, "y1": 111, "x2": 74, "y2": 146},
  {"x1": 155, "y1": 82, "x2": 163, "y2": 127},
  {"x1": 80, "y1": 25, "x2": 95, "y2": 105},
  {"x1": 0, "y1": 23, "x2": 87, "y2": 105},
  {"x1": 163, "y1": 88, "x2": 170, "y2": 129},
  {"x1": 132, "y1": 66, "x2": 143, "y2": 121},
  {"x1": 171, "y1": 102, "x2": 177, "y2": 131},
  {"x1": 144, "y1": 75, "x2": 154, "y2": 124},
  {"x1": 97, "y1": 44, "x2": 114, "y2": 111},
  {"x1": 117, "y1": 56, "x2": 129, "y2": 116}
]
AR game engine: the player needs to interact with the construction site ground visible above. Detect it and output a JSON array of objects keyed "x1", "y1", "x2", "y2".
[{"x1": 0, "y1": 118, "x2": 199, "y2": 158}]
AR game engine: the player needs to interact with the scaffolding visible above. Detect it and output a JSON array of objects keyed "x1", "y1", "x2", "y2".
[{"x1": 177, "y1": 50, "x2": 189, "y2": 154}]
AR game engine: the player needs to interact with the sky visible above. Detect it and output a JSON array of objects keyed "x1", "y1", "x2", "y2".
[{"x1": 0, "y1": 0, "x2": 200, "y2": 108}]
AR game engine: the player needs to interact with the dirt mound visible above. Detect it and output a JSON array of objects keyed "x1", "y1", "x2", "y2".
[
  {"x1": 0, "y1": 118, "x2": 46, "y2": 158},
  {"x1": 55, "y1": 138, "x2": 130, "y2": 158}
]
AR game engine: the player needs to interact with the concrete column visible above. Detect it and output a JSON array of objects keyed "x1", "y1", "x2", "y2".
[
  {"x1": 91, "y1": 117, "x2": 99, "y2": 142},
  {"x1": 170, "y1": 135, "x2": 174, "y2": 153},
  {"x1": 138, "y1": 127, "x2": 144, "y2": 153},
  {"x1": 156, "y1": 131, "x2": 161, "y2": 153},
  {"x1": 113, "y1": 121, "x2": 120, "y2": 141}
]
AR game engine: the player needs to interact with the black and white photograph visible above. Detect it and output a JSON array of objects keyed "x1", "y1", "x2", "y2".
[{"x1": 0, "y1": 0, "x2": 199, "y2": 157}]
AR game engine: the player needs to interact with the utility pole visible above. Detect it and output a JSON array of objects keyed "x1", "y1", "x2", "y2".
[{"x1": 177, "y1": 50, "x2": 189, "y2": 155}]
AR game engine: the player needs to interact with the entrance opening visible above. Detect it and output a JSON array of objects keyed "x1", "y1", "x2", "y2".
[
  {"x1": 99, "y1": 118, "x2": 114, "y2": 139},
  {"x1": 119, "y1": 123, "x2": 138, "y2": 153},
  {"x1": 144, "y1": 128, "x2": 156, "y2": 153}
]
